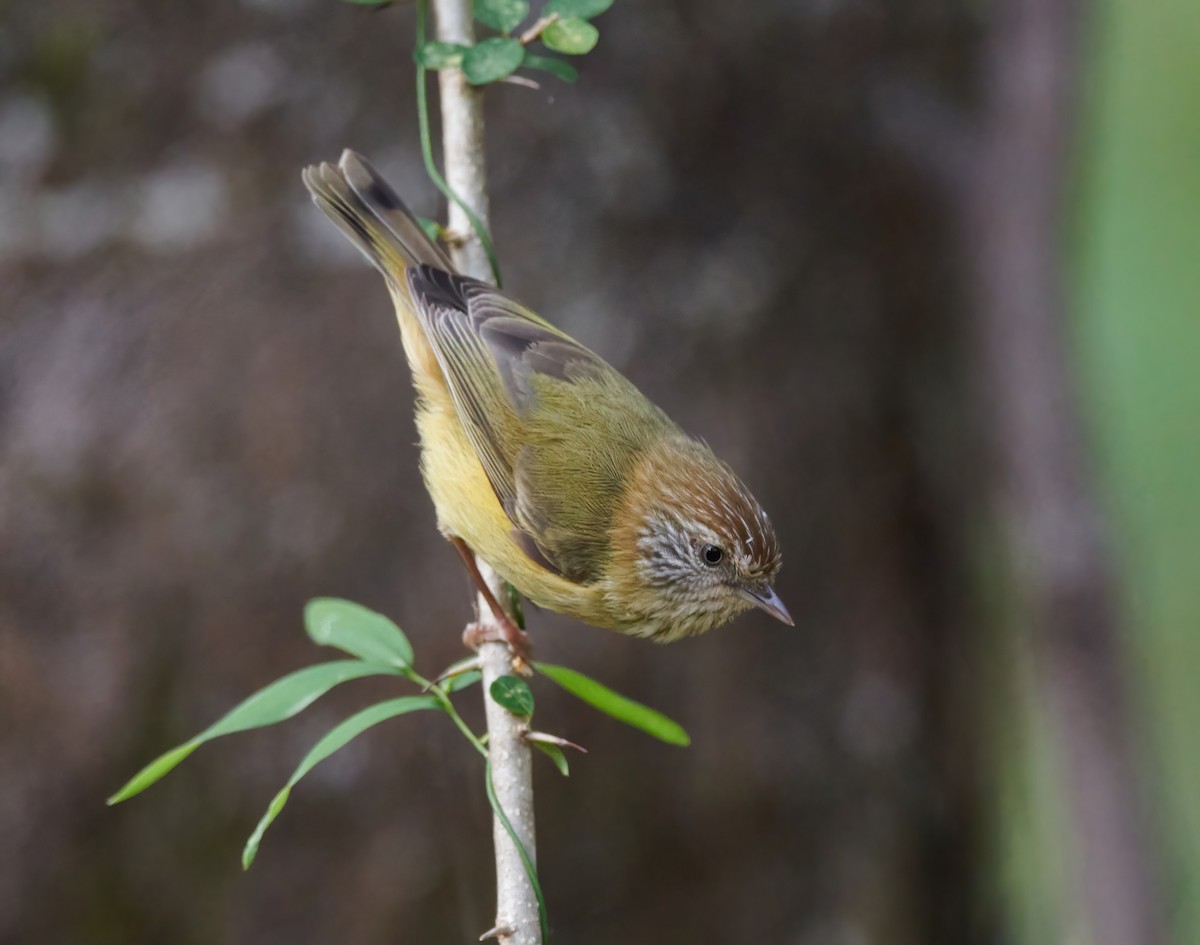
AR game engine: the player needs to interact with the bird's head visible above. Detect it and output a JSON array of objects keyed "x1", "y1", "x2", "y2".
[{"x1": 610, "y1": 436, "x2": 790, "y2": 641}]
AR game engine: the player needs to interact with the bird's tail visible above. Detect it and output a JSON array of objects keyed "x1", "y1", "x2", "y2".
[{"x1": 301, "y1": 150, "x2": 454, "y2": 280}]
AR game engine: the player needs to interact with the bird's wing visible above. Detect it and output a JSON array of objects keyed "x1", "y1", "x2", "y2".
[{"x1": 405, "y1": 265, "x2": 671, "y2": 583}]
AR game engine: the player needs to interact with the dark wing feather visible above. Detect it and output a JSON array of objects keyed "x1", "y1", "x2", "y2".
[
  {"x1": 408, "y1": 266, "x2": 607, "y2": 404},
  {"x1": 406, "y1": 265, "x2": 627, "y2": 580},
  {"x1": 406, "y1": 267, "x2": 522, "y2": 515}
]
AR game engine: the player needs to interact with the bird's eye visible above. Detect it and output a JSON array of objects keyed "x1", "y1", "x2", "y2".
[{"x1": 701, "y1": 544, "x2": 724, "y2": 566}]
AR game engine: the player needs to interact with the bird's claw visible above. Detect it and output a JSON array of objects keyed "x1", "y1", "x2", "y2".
[{"x1": 463, "y1": 620, "x2": 533, "y2": 675}]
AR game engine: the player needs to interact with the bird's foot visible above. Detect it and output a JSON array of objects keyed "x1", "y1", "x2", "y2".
[
  {"x1": 463, "y1": 619, "x2": 533, "y2": 675},
  {"x1": 450, "y1": 536, "x2": 533, "y2": 673}
]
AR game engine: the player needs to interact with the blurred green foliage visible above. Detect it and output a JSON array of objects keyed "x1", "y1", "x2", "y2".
[
  {"x1": 1078, "y1": 1, "x2": 1200, "y2": 941},
  {"x1": 1000, "y1": 1, "x2": 1199, "y2": 942}
]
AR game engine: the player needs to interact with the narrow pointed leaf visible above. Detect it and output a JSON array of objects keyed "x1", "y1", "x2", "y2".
[
  {"x1": 544, "y1": 0, "x2": 613, "y2": 19},
  {"x1": 107, "y1": 741, "x2": 199, "y2": 805},
  {"x1": 242, "y1": 695, "x2": 439, "y2": 868},
  {"x1": 304, "y1": 598, "x2": 414, "y2": 670},
  {"x1": 283, "y1": 695, "x2": 439, "y2": 783},
  {"x1": 445, "y1": 669, "x2": 483, "y2": 692},
  {"x1": 490, "y1": 675, "x2": 535, "y2": 716},
  {"x1": 242, "y1": 786, "x2": 290, "y2": 870},
  {"x1": 533, "y1": 662, "x2": 691, "y2": 746},
  {"x1": 475, "y1": 0, "x2": 529, "y2": 34},
  {"x1": 522, "y1": 53, "x2": 578, "y2": 83},
  {"x1": 533, "y1": 741, "x2": 570, "y2": 776},
  {"x1": 541, "y1": 18, "x2": 598, "y2": 55},
  {"x1": 107, "y1": 660, "x2": 399, "y2": 804},
  {"x1": 202, "y1": 661, "x2": 401, "y2": 739},
  {"x1": 462, "y1": 38, "x2": 525, "y2": 86}
]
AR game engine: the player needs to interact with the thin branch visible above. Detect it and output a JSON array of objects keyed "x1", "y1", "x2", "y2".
[
  {"x1": 518, "y1": 13, "x2": 559, "y2": 46},
  {"x1": 525, "y1": 732, "x2": 587, "y2": 753},
  {"x1": 415, "y1": 1, "x2": 503, "y2": 285},
  {"x1": 501, "y1": 75, "x2": 542, "y2": 91},
  {"x1": 427, "y1": 1, "x2": 541, "y2": 942},
  {"x1": 431, "y1": 0, "x2": 493, "y2": 281}
]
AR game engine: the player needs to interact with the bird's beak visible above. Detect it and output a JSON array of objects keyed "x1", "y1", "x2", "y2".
[{"x1": 742, "y1": 584, "x2": 794, "y2": 626}]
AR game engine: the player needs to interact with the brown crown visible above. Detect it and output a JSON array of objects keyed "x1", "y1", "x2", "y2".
[{"x1": 641, "y1": 436, "x2": 781, "y2": 579}]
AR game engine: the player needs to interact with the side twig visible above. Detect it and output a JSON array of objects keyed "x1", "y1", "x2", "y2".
[{"x1": 427, "y1": 1, "x2": 540, "y2": 942}]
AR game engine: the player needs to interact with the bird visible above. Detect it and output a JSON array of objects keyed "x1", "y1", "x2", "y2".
[{"x1": 302, "y1": 150, "x2": 791, "y2": 655}]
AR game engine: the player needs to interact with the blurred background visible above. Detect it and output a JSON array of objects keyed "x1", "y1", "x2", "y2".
[{"x1": 1, "y1": 0, "x2": 1194, "y2": 943}]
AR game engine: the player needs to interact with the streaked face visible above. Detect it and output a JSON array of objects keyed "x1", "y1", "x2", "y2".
[{"x1": 632, "y1": 460, "x2": 789, "y2": 640}]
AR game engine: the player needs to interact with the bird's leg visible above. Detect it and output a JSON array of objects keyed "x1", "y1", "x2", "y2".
[{"x1": 450, "y1": 537, "x2": 533, "y2": 667}]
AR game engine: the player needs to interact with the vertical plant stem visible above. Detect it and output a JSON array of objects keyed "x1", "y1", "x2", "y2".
[
  {"x1": 426, "y1": 1, "x2": 540, "y2": 942},
  {"x1": 432, "y1": 0, "x2": 493, "y2": 281}
]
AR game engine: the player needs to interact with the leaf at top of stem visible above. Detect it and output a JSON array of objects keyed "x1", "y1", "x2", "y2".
[
  {"x1": 463, "y1": 37, "x2": 527, "y2": 85},
  {"x1": 106, "y1": 660, "x2": 400, "y2": 805},
  {"x1": 533, "y1": 662, "x2": 691, "y2": 746},
  {"x1": 490, "y1": 674, "x2": 535, "y2": 716},
  {"x1": 540, "y1": 17, "x2": 598, "y2": 55},
  {"x1": 544, "y1": 0, "x2": 613, "y2": 20},
  {"x1": 304, "y1": 598, "x2": 414, "y2": 672},
  {"x1": 415, "y1": 41, "x2": 468, "y2": 70},
  {"x1": 242, "y1": 695, "x2": 439, "y2": 868},
  {"x1": 522, "y1": 53, "x2": 578, "y2": 83},
  {"x1": 475, "y1": 0, "x2": 530, "y2": 34}
]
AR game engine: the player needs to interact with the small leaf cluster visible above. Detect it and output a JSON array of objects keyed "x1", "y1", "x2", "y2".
[
  {"x1": 415, "y1": 0, "x2": 614, "y2": 87},
  {"x1": 108, "y1": 596, "x2": 688, "y2": 873}
]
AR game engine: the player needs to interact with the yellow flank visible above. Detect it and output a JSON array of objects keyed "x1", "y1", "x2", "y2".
[
  {"x1": 410, "y1": 344, "x2": 603, "y2": 622},
  {"x1": 388, "y1": 277, "x2": 585, "y2": 618},
  {"x1": 385, "y1": 284, "x2": 612, "y2": 628}
]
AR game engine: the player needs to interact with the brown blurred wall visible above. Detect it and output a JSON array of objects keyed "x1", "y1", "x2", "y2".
[{"x1": 0, "y1": 2, "x2": 990, "y2": 943}]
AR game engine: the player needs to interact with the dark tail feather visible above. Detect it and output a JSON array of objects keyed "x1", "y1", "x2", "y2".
[{"x1": 301, "y1": 150, "x2": 453, "y2": 280}]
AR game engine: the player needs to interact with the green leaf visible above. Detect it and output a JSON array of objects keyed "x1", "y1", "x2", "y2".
[
  {"x1": 544, "y1": 0, "x2": 613, "y2": 19},
  {"x1": 304, "y1": 598, "x2": 413, "y2": 671},
  {"x1": 415, "y1": 41, "x2": 468, "y2": 70},
  {"x1": 107, "y1": 742, "x2": 200, "y2": 806},
  {"x1": 462, "y1": 37, "x2": 526, "y2": 86},
  {"x1": 242, "y1": 786, "x2": 290, "y2": 869},
  {"x1": 415, "y1": 215, "x2": 444, "y2": 243},
  {"x1": 242, "y1": 695, "x2": 439, "y2": 868},
  {"x1": 522, "y1": 53, "x2": 578, "y2": 83},
  {"x1": 541, "y1": 17, "x2": 598, "y2": 55},
  {"x1": 490, "y1": 675, "x2": 535, "y2": 716},
  {"x1": 533, "y1": 662, "x2": 691, "y2": 746},
  {"x1": 107, "y1": 661, "x2": 397, "y2": 804},
  {"x1": 534, "y1": 741, "x2": 570, "y2": 776},
  {"x1": 445, "y1": 669, "x2": 483, "y2": 692},
  {"x1": 475, "y1": 0, "x2": 529, "y2": 33}
]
